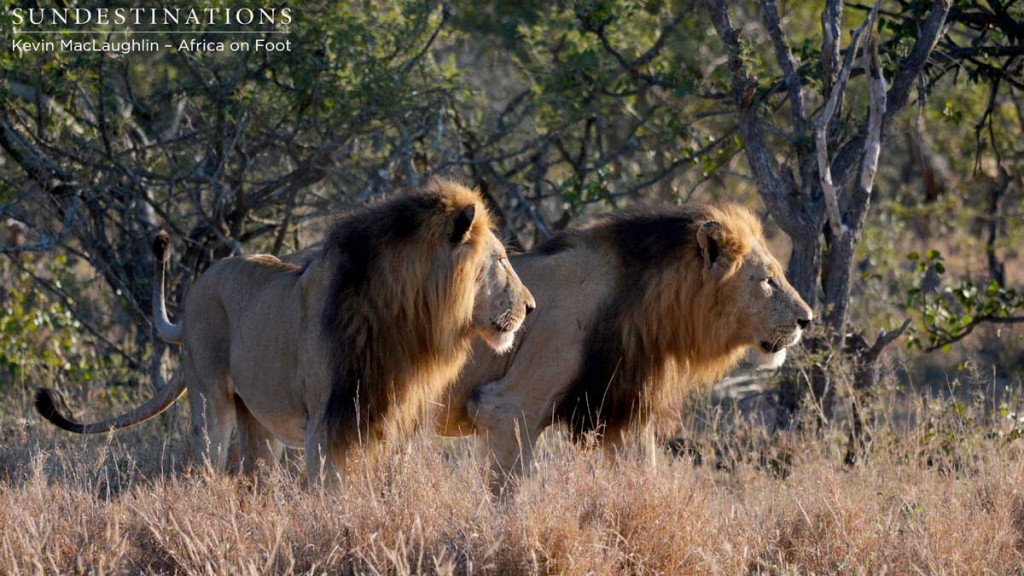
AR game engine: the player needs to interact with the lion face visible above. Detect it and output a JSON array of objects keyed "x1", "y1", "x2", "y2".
[
  {"x1": 734, "y1": 247, "x2": 812, "y2": 364},
  {"x1": 697, "y1": 220, "x2": 812, "y2": 364},
  {"x1": 472, "y1": 236, "x2": 535, "y2": 354}
]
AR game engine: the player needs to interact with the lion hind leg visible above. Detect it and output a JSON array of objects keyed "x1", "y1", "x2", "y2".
[
  {"x1": 187, "y1": 383, "x2": 236, "y2": 473},
  {"x1": 601, "y1": 420, "x2": 658, "y2": 469},
  {"x1": 234, "y1": 397, "x2": 284, "y2": 475},
  {"x1": 470, "y1": 381, "x2": 545, "y2": 496}
]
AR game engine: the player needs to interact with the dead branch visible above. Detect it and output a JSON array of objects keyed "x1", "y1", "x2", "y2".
[
  {"x1": 857, "y1": 16, "x2": 886, "y2": 205},
  {"x1": 831, "y1": 0, "x2": 952, "y2": 186},
  {"x1": 702, "y1": 0, "x2": 806, "y2": 235},
  {"x1": 864, "y1": 318, "x2": 913, "y2": 363},
  {"x1": 758, "y1": 0, "x2": 810, "y2": 158},
  {"x1": 820, "y1": 0, "x2": 843, "y2": 98},
  {"x1": 813, "y1": 2, "x2": 878, "y2": 239}
]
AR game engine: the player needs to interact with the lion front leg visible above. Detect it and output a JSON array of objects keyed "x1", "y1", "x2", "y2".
[
  {"x1": 469, "y1": 381, "x2": 547, "y2": 496},
  {"x1": 601, "y1": 420, "x2": 658, "y2": 469},
  {"x1": 304, "y1": 417, "x2": 348, "y2": 489},
  {"x1": 478, "y1": 421, "x2": 541, "y2": 497}
]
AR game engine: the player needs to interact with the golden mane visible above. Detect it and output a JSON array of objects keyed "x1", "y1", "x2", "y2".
[
  {"x1": 549, "y1": 203, "x2": 764, "y2": 438},
  {"x1": 321, "y1": 179, "x2": 494, "y2": 448}
]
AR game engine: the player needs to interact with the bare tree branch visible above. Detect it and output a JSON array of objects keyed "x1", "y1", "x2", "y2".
[
  {"x1": 864, "y1": 318, "x2": 913, "y2": 362},
  {"x1": 856, "y1": 15, "x2": 887, "y2": 209},
  {"x1": 758, "y1": 0, "x2": 809, "y2": 143},
  {"x1": 703, "y1": 0, "x2": 805, "y2": 234},
  {"x1": 814, "y1": 2, "x2": 877, "y2": 240},
  {"x1": 820, "y1": 0, "x2": 844, "y2": 98},
  {"x1": 822, "y1": 7, "x2": 888, "y2": 337},
  {"x1": 832, "y1": 0, "x2": 952, "y2": 186},
  {"x1": 924, "y1": 315, "x2": 1024, "y2": 353},
  {"x1": 0, "y1": 204, "x2": 78, "y2": 254},
  {"x1": 0, "y1": 115, "x2": 72, "y2": 185},
  {"x1": 583, "y1": 6, "x2": 692, "y2": 91}
]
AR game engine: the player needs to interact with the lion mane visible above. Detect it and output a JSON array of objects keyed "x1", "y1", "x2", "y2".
[
  {"x1": 548, "y1": 204, "x2": 764, "y2": 438},
  {"x1": 320, "y1": 181, "x2": 495, "y2": 448}
]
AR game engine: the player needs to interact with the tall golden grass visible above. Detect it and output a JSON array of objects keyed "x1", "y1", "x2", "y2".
[{"x1": 1, "y1": 382, "x2": 1022, "y2": 574}]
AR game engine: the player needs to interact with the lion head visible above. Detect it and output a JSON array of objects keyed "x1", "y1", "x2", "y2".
[
  {"x1": 321, "y1": 179, "x2": 535, "y2": 445},
  {"x1": 473, "y1": 234, "x2": 536, "y2": 353},
  {"x1": 414, "y1": 180, "x2": 535, "y2": 354},
  {"x1": 694, "y1": 207, "x2": 812, "y2": 368}
]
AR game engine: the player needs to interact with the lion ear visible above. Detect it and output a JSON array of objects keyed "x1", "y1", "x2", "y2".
[
  {"x1": 451, "y1": 204, "x2": 476, "y2": 244},
  {"x1": 696, "y1": 220, "x2": 729, "y2": 278}
]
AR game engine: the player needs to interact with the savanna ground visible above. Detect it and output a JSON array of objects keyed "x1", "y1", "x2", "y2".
[{"x1": 2, "y1": 360, "x2": 1023, "y2": 575}]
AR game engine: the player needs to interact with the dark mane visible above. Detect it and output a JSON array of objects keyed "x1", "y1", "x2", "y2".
[
  {"x1": 319, "y1": 182, "x2": 492, "y2": 451},
  {"x1": 321, "y1": 192, "x2": 447, "y2": 447},
  {"x1": 321, "y1": 193, "x2": 442, "y2": 293},
  {"x1": 550, "y1": 205, "x2": 710, "y2": 439},
  {"x1": 532, "y1": 206, "x2": 696, "y2": 265}
]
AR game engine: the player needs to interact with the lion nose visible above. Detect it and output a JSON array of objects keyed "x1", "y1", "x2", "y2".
[
  {"x1": 525, "y1": 295, "x2": 537, "y2": 316},
  {"x1": 797, "y1": 317, "x2": 811, "y2": 330}
]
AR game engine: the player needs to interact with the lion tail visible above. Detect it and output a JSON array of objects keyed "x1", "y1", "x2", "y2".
[
  {"x1": 35, "y1": 370, "x2": 187, "y2": 434},
  {"x1": 152, "y1": 230, "x2": 184, "y2": 343}
]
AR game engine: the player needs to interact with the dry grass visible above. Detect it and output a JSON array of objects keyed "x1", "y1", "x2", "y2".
[{"x1": 2, "y1": 385, "x2": 1023, "y2": 575}]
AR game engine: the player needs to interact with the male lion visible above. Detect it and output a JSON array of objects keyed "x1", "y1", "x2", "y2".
[
  {"x1": 36, "y1": 180, "x2": 535, "y2": 485},
  {"x1": 435, "y1": 202, "x2": 812, "y2": 491}
]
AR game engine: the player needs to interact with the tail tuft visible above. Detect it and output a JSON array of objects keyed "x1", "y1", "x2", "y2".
[
  {"x1": 34, "y1": 388, "x2": 58, "y2": 418},
  {"x1": 152, "y1": 230, "x2": 171, "y2": 263},
  {"x1": 35, "y1": 388, "x2": 82, "y2": 433}
]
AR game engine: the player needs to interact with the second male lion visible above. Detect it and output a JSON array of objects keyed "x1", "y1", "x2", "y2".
[
  {"x1": 436, "y1": 202, "x2": 812, "y2": 492},
  {"x1": 37, "y1": 180, "x2": 535, "y2": 485}
]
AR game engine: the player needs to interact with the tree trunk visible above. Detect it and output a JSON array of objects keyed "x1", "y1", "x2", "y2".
[{"x1": 785, "y1": 228, "x2": 821, "y2": 309}]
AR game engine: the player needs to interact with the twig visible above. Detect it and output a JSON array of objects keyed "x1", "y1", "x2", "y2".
[
  {"x1": 857, "y1": 14, "x2": 887, "y2": 204},
  {"x1": 589, "y1": 7, "x2": 691, "y2": 87},
  {"x1": 813, "y1": 1, "x2": 879, "y2": 240},
  {"x1": 398, "y1": 4, "x2": 449, "y2": 77},
  {"x1": 924, "y1": 315, "x2": 1024, "y2": 353},
  {"x1": 864, "y1": 318, "x2": 912, "y2": 362},
  {"x1": 3, "y1": 253, "x2": 143, "y2": 372},
  {"x1": 0, "y1": 203, "x2": 78, "y2": 254}
]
